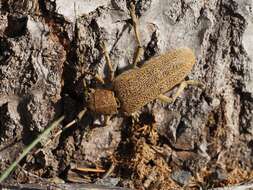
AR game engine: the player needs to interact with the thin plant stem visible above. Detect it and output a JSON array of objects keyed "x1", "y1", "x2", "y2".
[{"x1": 0, "y1": 115, "x2": 65, "y2": 182}]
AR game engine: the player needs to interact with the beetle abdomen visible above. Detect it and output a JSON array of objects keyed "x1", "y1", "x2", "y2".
[{"x1": 113, "y1": 48, "x2": 196, "y2": 114}]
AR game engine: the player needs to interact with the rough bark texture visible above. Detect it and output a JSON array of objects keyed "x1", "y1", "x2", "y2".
[{"x1": 0, "y1": 0, "x2": 253, "y2": 189}]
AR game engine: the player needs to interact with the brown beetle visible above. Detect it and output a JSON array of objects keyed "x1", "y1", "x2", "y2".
[
  {"x1": 85, "y1": 3, "x2": 201, "y2": 116},
  {"x1": 87, "y1": 48, "x2": 197, "y2": 115}
]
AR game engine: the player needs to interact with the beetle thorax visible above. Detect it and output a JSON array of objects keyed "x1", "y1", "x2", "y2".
[{"x1": 87, "y1": 89, "x2": 118, "y2": 115}]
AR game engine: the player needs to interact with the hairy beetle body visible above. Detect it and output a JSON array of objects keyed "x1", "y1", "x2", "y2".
[{"x1": 113, "y1": 48, "x2": 195, "y2": 114}]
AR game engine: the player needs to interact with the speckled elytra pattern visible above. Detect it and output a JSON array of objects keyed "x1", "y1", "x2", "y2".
[{"x1": 113, "y1": 48, "x2": 195, "y2": 114}]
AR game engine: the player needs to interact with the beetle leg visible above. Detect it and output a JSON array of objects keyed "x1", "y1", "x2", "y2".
[
  {"x1": 82, "y1": 70, "x2": 105, "y2": 84},
  {"x1": 158, "y1": 80, "x2": 204, "y2": 103},
  {"x1": 100, "y1": 41, "x2": 114, "y2": 82},
  {"x1": 157, "y1": 94, "x2": 174, "y2": 103},
  {"x1": 94, "y1": 74, "x2": 105, "y2": 84},
  {"x1": 131, "y1": 111, "x2": 140, "y2": 122},
  {"x1": 32, "y1": 108, "x2": 87, "y2": 157},
  {"x1": 172, "y1": 80, "x2": 204, "y2": 101},
  {"x1": 130, "y1": 2, "x2": 144, "y2": 68},
  {"x1": 104, "y1": 115, "x2": 111, "y2": 126}
]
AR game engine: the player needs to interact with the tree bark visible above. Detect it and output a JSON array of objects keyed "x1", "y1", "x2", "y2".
[{"x1": 0, "y1": 0, "x2": 252, "y2": 189}]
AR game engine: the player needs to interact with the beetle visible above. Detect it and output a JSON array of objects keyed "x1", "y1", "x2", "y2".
[
  {"x1": 87, "y1": 48, "x2": 197, "y2": 115},
  {"x1": 85, "y1": 3, "x2": 201, "y2": 116}
]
